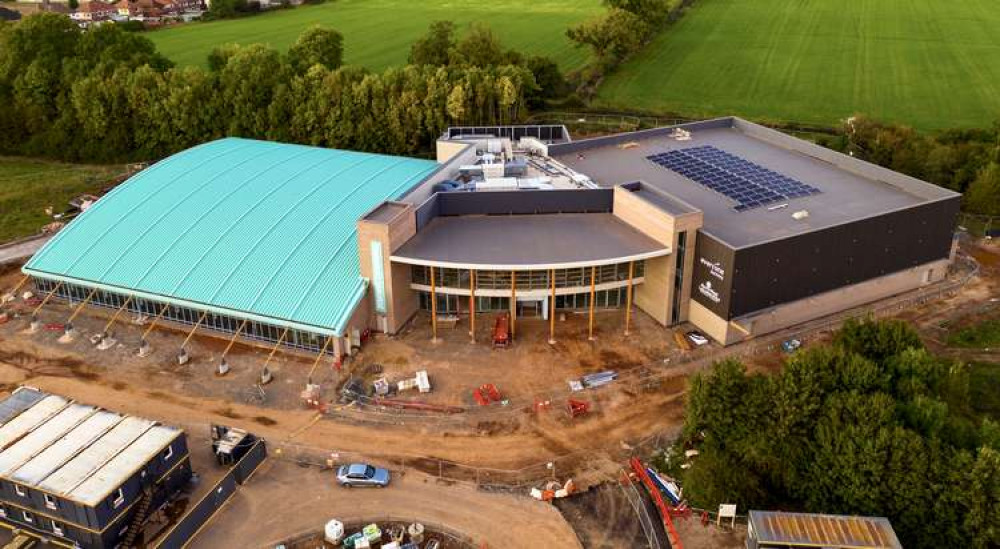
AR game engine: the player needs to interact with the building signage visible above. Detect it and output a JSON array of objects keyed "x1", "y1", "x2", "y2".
[
  {"x1": 698, "y1": 280, "x2": 721, "y2": 303},
  {"x1": 699, "y1": 257, "x2": 725, "y2": 281}
]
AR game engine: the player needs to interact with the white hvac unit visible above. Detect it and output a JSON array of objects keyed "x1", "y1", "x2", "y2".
[
  {"x1": 792, "y1": 209, "x2": 810, "y2": 220},
  {"x1": 481, "y1": 163, "x2": 506, "y2": 179},
  {"x1": 477, "y1": 178, "x2": 519, "y2": 190}
]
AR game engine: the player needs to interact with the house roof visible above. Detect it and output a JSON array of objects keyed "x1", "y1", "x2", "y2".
[{"x1": 24, "y1": 138, "x2": 438, "y2": 336}]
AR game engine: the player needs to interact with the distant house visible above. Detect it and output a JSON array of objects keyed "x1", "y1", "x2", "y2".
[
  {"x1": 747, "y1": 510, "x2": 903, "y2": 549},
  {"x1": 70, "y1": 1, "x2": 117, "y2": 23}
]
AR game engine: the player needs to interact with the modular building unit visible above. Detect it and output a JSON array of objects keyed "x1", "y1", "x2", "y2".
[
  {"x1": 0, "y1": 387, "x2": 191, "y2": 549},
  {"x1": 747, "y1": 510, "x2": 902, "y2": 549}
]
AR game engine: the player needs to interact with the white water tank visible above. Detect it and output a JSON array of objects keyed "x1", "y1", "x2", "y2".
[{"x1": 325, "y1": 519, "x2": 344, "y2": 545}]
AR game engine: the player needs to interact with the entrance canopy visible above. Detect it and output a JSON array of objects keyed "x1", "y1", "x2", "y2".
[{"x1": 392, "y1": 213, "x2": 670, "y2": 270}]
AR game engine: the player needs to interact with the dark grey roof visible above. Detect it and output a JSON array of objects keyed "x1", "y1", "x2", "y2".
[
  {"x1": 391, "y1": 213, "x2": 669, "y2": 269},
  {"x1": 553, "y1": 118, "x2": 959, "y2": 248}
]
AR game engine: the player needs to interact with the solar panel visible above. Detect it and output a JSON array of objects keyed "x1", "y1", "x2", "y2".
[{"x1": 646, "y1": 145, "x2": 820, "y2": 211}]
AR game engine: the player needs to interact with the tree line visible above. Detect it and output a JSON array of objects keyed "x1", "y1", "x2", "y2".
[
  {"x1": 818, "y1": 116, "x2": 1000, "y2": 216},
  {"x1": 0, "y1": 15, "x2": 542, "y2": 163},
  {"x1": 678, "y1": 318, "x2": 999, "y2": 548},
  {"x1": 567, "y1": 0, "x2": 684, "y2": 96}
]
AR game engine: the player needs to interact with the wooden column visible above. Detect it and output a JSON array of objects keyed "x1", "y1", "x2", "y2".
[
  {"x1": 100, "y1": 295, "x2": 133, "y2": 336},
  {"x1": 588, "y1": 265, "x2": 597, "y2": 341},
  {"x1": 141, "y1": 304, "x2": 169, "y2": 342},
  {"x1": 510, "y1": 270, "x2": 516, "y2": 339},
  {"x1": 32, "y1": 281, "x2": 63, "y2": 317},
  {"x1": 222, "y1": 319, "x2": 249, "y2": 357},
  {"x1": 66, "y1": 288, "x2": 98, "y2": 325},
  {"x1": 625, "y1": 261, "x2": 634, "y2": 336},
  {"x1": 180, "y1": 311, "x2": 207, "y2": 350},
  {"x1": 548, "y1": 268, "x2": 556, "y2": 344},
  {"x1": 430, "y1": 266, "x2": 438, "y2": 342},
  {"x1": 469, "y1": 269, "x2": 476, "y2": 343}
]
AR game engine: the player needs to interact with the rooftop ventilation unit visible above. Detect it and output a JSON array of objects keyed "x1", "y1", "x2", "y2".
[
  {"x1": 792, "y1": 209, "x2": 810, "y2": 220},
  {"x1": 671, "y1": 128, "x2": 692, "y2": 141}
]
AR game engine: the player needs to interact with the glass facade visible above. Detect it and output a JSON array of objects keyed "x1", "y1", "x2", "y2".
[
  {"x1": 33, "y1": 279, "x2": 335, "y2": 354},
  {"x1": 410, "y1": 261, "x2": 645, "y2": 291},
  {"x1": 671, "y1": 231, "x2": 687, "y2": 324}
]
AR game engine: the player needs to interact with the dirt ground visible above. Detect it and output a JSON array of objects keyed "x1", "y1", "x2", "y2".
[
  {"x1": 0, "y1": 238, "x2": 997, "y2": 548},
  {"x1": 193, "y1": 460, "x2": 581, "y2": 549},
  {"x1": 554, "y1": 482, "x2": 650, "y2": 548}
]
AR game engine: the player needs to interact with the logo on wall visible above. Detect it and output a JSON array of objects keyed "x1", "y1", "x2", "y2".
[
  {"x1": 698, "y1": 280, "x2": 721, "y2": 303},
  {"x1": 699, "y1": 257, "x2": 725, "y2": 281}
]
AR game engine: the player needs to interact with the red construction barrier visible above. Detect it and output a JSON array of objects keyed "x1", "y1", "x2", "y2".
[{"x1": 629, "y1": 457, "x2": 684, "y2": 549}]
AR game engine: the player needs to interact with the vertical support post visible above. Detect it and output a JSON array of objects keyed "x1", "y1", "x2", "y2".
[
  {"x1": 625, "y1": 260, "x2": 634, "y2": 336},
  {"x1": 588, "y1": 265, "x2": 596, "y2": 341},
  {"x1": 469, "y1": 269, "x2": 476, "y2": 343},
  {"x1": 548, "y1": 268, "x2": 556, "y2": 345},
  {"x1": 430, "y1": 266, "x2": 438, "y2": 342},
  {"x1": 510, "y1": 270, "x2": 516, "y2": 339}
]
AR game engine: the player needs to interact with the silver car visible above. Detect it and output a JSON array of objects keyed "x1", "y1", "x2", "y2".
[{"x1": 336, "y1": 463, "x2": 390, "y2": 488}]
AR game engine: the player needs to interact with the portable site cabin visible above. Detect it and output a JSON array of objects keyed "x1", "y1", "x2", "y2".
[
  {"x1": 747, "y1": 510, "x2": 902, "y2": 549},
  {"x1": 0, "y1": 388, "x2": 191, "y2": 549}
]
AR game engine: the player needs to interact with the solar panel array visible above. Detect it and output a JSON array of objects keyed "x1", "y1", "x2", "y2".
[{"x1": 647, "y1": 145, "x2": 821, "y2": 211}]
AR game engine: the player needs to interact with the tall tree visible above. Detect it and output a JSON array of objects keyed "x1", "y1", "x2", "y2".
[
  {"x1": 287, "y1": 25, "x2": 344, "y2": 73},
  {"x1": 408, "y1": 20, "x2": 456, "y2": 66},
  {"x1": 964, "y1": 162, "x2": 1000, "y2": 216}
]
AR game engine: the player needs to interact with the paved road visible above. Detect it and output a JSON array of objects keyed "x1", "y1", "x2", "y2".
[{"x1": 0, "y1": 235, "x2": 50, "y2": 266}]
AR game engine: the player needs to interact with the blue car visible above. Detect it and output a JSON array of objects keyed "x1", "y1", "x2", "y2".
[{"x1": 336, "y1": 463, "x2": 391, "y2": 488}]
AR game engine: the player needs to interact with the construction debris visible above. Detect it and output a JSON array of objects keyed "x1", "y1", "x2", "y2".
[
  {"x1": 567, "y1": 399, "x2": 590, "y2": 418},
  {"x1": 396, "y1": 370, "x2": 430, "y2": 393},
  {"x1": 530, "y1": 478, "x2": 576, "y2": 501}
]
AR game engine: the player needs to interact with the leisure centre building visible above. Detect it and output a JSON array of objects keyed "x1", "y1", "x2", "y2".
[{"x1": 22, "y1": 118, "x2": 960, "y2": 355}]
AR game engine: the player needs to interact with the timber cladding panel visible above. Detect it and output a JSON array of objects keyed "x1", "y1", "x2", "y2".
[
  {"x1": 729, "y1": 197, "x2": 959, "y2": 318},
  {"x1": 612, "y1": 187, "x2": 676, "y2": 245}
]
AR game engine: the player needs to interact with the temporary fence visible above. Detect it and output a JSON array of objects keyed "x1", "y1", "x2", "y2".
[
  {"x1": 153, "y1": 438, "x2": 268, "y2": 549},
  {"x1": 619, "y1": 468, "x2": 666, "y2": 549},
  {"x1": 957, "y1": 212, "x2": 999, "y2": 237}
]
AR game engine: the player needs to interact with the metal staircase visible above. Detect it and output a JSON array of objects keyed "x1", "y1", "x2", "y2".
[{"x1": 121, "y1": 487, "x2": 155, "y2": 548}]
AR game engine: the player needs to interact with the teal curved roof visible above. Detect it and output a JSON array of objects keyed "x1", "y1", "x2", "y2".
[{"x1": 24, "y1": 138, "x2": 438, "y2": 336}]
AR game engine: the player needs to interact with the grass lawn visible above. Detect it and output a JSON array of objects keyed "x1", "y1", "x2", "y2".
[
  {"x1": 0, "y1": 157, "x2": 124, "y2": 243},
  {"x1": 148, "y1": 0, "x2": 601, "y2": 71},
  {"x1": 948, "y1": 317, "x2": 1000, "y2": 348},
  {"x1": 595, "y1": 0, "x2": 1000, "y2": 130}
]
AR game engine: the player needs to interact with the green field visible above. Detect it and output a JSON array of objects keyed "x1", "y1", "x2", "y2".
[
  {"x1": 596, "y1": 0, "x2": 1000, "y2": 129},
  {"x1": 148, "y1": 0, "x2": 601, "y2": 70},
  {"x1": 0, "y1": 158, "x2": 123, "y2": 242}
]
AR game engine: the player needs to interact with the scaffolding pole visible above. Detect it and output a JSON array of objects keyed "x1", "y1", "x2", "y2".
[
  {"x1": 430, "y1": 267, "x2": 438, "y2": 342},
  {"x1": 221, "y1": 319, "x2": 249, "y2": 357},
  {"x1": 588, "y1": 265, "x2": 596, "y2": 341},
  {"x1": 100, "y1": 296, "x2": 133, "y2": 336},
  {"x1": 65, "y1": 288, "x2": 98, "y2": 325},
  {"x1": 31, "y1": 282, "x2": 63, "y2": 317},
  {"x1": 510, "y1": 269, "x2": 516, "y2": 339},
  {"x1": 306, "y1": 336, "x2": 334, "y2": 384},
  {"x1": 625, "y1": 261, "x2": 634, "y2": 335},
  {"x1": 180, "y1": 311, "x2": 208, "y2": 350},
  {"x1": 469, "y1": 269, "x2": 476, "y2": 343},
  {"x1": 548, "y1": 268, "x2": 556, "y2": 345}
]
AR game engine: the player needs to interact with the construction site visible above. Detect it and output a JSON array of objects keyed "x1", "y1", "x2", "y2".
[{"x1": 0, "y1": 119, "x2": 995, "y2": 548}]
